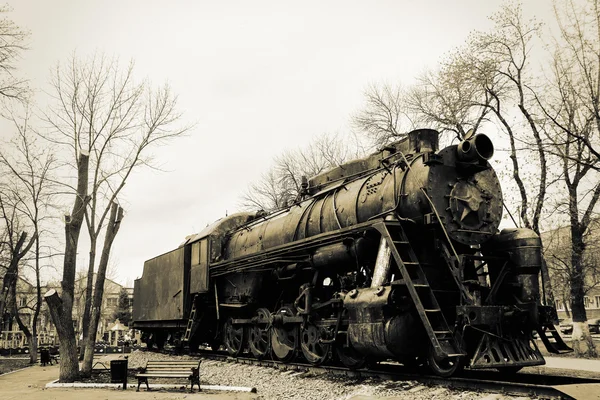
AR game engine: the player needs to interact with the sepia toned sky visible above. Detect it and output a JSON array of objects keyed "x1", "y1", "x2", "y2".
[{"x1": 7, "y1": 0, "x2": 558, "y2": 285}]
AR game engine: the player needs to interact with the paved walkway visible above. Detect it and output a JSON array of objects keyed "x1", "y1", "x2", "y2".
[
  {"x1": 0, "y1": 358, "x2": 255, "y2": 400},
  {"x1": 544, "y1": 356, "x2": 600, "y2": 373}
]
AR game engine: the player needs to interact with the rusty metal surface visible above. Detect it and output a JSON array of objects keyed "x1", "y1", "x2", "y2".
[
  {"x1": 483, "y1": 228, "x2": 543, "y2": 304},
  {"x1": 221, "y1": 132, "x2": 503, "y2": 265},
  {"x1": 134, "y1": 128, "x2": 568, "y2": 377},
  {"x1": 469, "y1": 333, "x2": 545, "y2": 369}
]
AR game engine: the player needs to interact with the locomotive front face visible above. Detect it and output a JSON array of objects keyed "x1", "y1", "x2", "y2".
[{"x1": 397, "y1": 131, "x2": 503, "y2": 245}]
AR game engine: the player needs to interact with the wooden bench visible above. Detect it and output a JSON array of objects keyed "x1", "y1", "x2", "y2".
[{"x1": 136, "y1": 360, "x2": 201, "y2": 392}]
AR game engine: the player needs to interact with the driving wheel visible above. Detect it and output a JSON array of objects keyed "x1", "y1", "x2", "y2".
[
  {"x1": 249, "y1": 308, "x2": 271, "y2": 359},
  {"x1": 270, "y1": 306, "x2": 298, "y2": 363},
  {"x1": 335, "y1": 343, "x2": 366, "y2": 369},
  {"x1": 301, "y1": 323, "x2": 331, "y2": 365},
  {"x1": 426, "y1": 344, "x2": 464, "y2": 377},
  {"x1": 224, "y1": 317, "x2": 245, "y2": 356}
]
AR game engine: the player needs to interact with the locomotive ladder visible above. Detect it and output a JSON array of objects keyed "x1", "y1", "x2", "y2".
[
  {"x1": 536, "y1": 324, "x2": 572, "y2": 354},
  {"x1": 375, "y1": 221, "x2": 466, "y2": 359},
  {"x1": 182, "y1": 295, "x2": 198, "y2": 343}
]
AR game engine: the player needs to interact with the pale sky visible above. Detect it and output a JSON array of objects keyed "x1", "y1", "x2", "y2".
[{"x1": 7, "y1": 0, "x2": 558, "y2": 285}]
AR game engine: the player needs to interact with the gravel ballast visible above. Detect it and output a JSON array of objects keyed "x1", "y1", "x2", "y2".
[{"x1": 126, "y1": 350, "x2": 532, "y2": 400}]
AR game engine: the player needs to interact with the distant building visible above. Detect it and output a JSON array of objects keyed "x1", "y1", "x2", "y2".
[
  {"x1": 0, "y1": 277, "x2": 58, "y2": 348},
  {"x1": 73, "y1": 274, "x2": 134, "y2": 342},
  {"x1": 0, "y1": 274, "x2": 133, "y2": 348},
  {"x1": 542, "y1": 220, "x2": 600, "y2": 321}
]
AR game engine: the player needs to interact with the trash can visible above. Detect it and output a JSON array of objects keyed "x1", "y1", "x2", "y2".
[
  {"x1": 110, "y1": 359, "x2": 128, "y2": 385},
  {"x1": 40, "y1": 348, "x2": 50, "y2": 365}
]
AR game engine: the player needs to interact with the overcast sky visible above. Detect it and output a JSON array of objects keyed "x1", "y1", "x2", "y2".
[{"x1": 7, "y1": 0, "x2": 558, "y2": 285}]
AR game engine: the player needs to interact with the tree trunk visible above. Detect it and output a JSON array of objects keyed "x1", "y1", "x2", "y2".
[
  {"x1": 80, "y1": 240, "x2": 96, "y2": 361},
  {"x1": 29, "y1": 335, "x2": 38, "y2": 365},
  {"x1": 10, "y1": 281, "x2": 34, "y2": 360},
  {"x1": 569, "y1": 220, "x2": 597, "y2": 357},
  {"x1": 0, "y1": 232, "x2": 29, "y2": 334},
  {"x1": 539, "y1": 257, "x2": 556, "y2": 316},
  {"x1": 81, "y1": 202, "x2": 124, "y2": 376},
  {"x1": 563, "y1": 299, "x2": 571, "y2": 318},
  {"x1": 44, "y1": 290, "x2": 79, "y2": 380},
  {"x1": 31, "y1": 236, "x2": 41, "y2": 364},
  {"x1": 44, "y1": 151, "x2": 89, "y2": 382}
]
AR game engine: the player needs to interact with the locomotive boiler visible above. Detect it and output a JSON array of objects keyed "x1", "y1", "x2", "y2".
[{"x1": 133, "y1": 129, "x2": 571, "y2": 376}]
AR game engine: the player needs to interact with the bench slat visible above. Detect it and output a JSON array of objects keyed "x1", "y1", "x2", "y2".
[
  {"x1": 147, "y1": 361, "x2": 199, "y2": 364},
  {"x1": 139, "y1": 370, "x2": 194, "y2": 373}
]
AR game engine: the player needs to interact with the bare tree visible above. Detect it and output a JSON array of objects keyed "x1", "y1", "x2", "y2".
[
  {"x1": 0, "y1": 105, "x2": 56, "y2": 363},
  {"x1": 43, "y1": 150, "x2": 88, "y2": 381},
  {"x1": 470, "y1": 3, "x2": 549, "y2": 235},
  {"x1": 42, "y1": 52, "x2": 189, "y2": 379},
  {"x1": 544, "y1": 221, "x2": 600, "y2": 318},
  {"x1": 0, "y1": 194, "x2": 35, "y2": 334},
  {"x1": 533, "y1": 0, "x2": 600, "y2": 356},
  {"x1": 240, "y1": 133, "x2": 362, "y2": 211},
  {"x1": 0, "y1": 5, "x2": 29, "y2": 104},
  {"x1": 407, "y1": 3, "x2": 558, "y2": 308},
  {"x1": 408, "y1": 56, "x2": 493, "y2": 140},
  {"x1": 352, "y1": 83, "x2": 415, "y2": 147}
]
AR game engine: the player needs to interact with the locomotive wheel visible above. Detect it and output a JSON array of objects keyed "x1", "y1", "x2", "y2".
[
  {"x1": 335, "y1": 343, "x2": 366, "y2": 369},
  {"x1": 271, "y1": 307, "x2": 298, "y2": 363},
  {"x1": 426, "y1": 345, "x2": 464, "y2": 377},
  {"x1": 224, "y1": 317, "x2": 245, "y2": 356},
  {"x1": 301, "y1": 323, "x2": 331, "y2": 365},
  {"x1": 249, "y1": 308, "x2": 271, "y2": 359}
]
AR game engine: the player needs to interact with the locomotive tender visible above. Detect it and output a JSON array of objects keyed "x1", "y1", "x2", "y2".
[{"x1": 133, "y1": 129, "x2": 571, "y2": 376}]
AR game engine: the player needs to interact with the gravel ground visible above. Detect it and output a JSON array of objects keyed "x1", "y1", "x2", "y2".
[{"x1": 127, "y1": 350, "x2": 532, "y2": 400}]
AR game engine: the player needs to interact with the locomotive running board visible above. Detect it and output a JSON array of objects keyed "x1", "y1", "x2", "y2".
[{"x1": 374, "y1": 221, "x2": 466, "y2": 359}]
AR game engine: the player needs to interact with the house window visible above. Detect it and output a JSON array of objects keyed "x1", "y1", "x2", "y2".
[
  {"x1": 19, "y1": 297, "x2": 27, "y2": 307},
  {"x1": 595, "y1": 295, "x2": 600, "y2": 309},
  {"x1": 106, "y1": 298, "x2": 118, "y2": 308},
  {"x1": 584, "y1": 296, "x2": 592, "y2": 309}
]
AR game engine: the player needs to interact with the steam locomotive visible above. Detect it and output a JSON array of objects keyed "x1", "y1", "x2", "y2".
[{"x1": 132, "y1": 129, "x2": 571, "y2": 376}]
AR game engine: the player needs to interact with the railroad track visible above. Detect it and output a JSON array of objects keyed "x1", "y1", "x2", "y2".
[{"x1": 150, "y1": 348, "x2": 600, "y2": 399}]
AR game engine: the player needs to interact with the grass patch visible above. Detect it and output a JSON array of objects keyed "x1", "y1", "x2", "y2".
[{"x1": 0, "y1": 358, "x2": 31, "y2": 375}]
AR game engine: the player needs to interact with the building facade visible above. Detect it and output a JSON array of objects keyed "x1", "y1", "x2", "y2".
[
  {"x1": 0, "y1": 274, "x2": 133, "y2": 348},
  {"x1": 542, "y1": 220, "x2": 600, "y2": 322}
]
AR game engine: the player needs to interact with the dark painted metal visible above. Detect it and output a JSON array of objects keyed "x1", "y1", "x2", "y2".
[{"x1": 133, "y1": 128, "x2": 570, "y2": 375}]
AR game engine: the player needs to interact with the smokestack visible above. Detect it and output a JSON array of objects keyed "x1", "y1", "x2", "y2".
[{"x1": 457, "y1": 133, "x2": 494, "y2": 163}]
